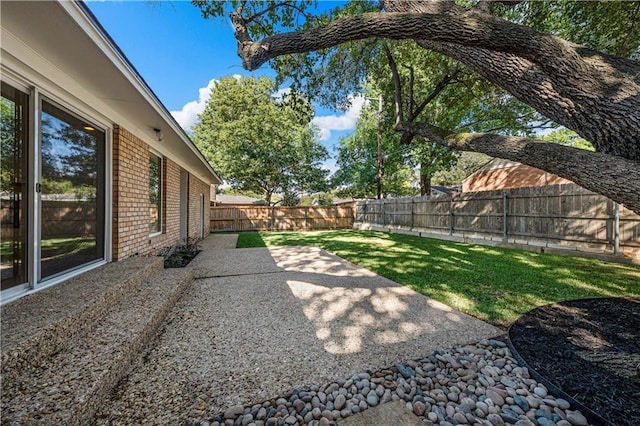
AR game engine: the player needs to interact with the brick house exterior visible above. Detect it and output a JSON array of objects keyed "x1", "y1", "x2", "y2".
[
  {"x1": 1, "y1": 1, "x2": 220, "y2": 301},
  {"x1": 112, "y1": 127, "x2": 212, "y2": 260},
  {"x1": 462, "y1": 158, "x2": 573, "y2": 193}
]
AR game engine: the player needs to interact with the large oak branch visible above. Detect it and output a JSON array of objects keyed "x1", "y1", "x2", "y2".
[
  {"x1": 232, "y1": 9, "x2": 640, "y2": 160},
  {"x1": 402, "y1": 123, "x2": 640, "y2": 214}
]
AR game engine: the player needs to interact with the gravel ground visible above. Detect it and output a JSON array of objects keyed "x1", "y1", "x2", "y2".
[{"x1": 95, "y1": 244, "x2": 499, "y2": 424}]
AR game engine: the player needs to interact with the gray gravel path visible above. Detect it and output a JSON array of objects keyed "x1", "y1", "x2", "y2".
[{"x1": 96, "y1": 238, "x2": 500, "y2": 424}]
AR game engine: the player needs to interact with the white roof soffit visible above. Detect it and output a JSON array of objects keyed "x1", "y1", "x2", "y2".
[
  {"x1": 69, "y1": 1, "x2": 222, "y2": 185},
  {"x1": 2, "y1": 0, "x2": 221, "y2": 185}
]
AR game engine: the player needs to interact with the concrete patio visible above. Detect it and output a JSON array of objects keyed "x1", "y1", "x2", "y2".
[
  {"x1": 1, "y1": 234, "x2": 500, "y2": 425},
  {"x1": 96, "y1": 234, "x2": 499, "y2": 423}
]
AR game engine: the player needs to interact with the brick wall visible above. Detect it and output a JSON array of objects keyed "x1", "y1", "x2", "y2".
[
  {"x1": 463, "y1": 163, "x2": 573, "y2": 193},
  {"x1": 112, "y1": 126, "x2": 149, "y2": 259},
  {"x1": 112, "y1": 126, "x2": 209, "y2": 260},
  {"x1": 155, "y1": 156, "x2": 181, "y2": 252},
  {"x1": 188, "y1": 176, "x2": 211, "y2": 240}
]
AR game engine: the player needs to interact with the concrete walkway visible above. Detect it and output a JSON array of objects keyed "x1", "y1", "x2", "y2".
[{"x1": 97, "y1": 234, "x2": 500, "y2": 424}]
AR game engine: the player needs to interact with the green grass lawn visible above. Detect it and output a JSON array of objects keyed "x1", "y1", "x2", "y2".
[
  {"x1": 237, "y1": 230, "x2": 640, "y2": 327},
  {"x1": 1, "y1": 236, "x2": 95, "y2": 258}
]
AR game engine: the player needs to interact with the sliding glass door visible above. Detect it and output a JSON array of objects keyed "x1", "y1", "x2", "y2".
[
  {"x1": 1, "y1": 83, "x2": 29, "y2": 291},
  {"x1": 0, "y1": 83, "x2": 107, "y2": 297},
  {"x1": 39, "y1": 100, "x2": 105, "y2": 280}
]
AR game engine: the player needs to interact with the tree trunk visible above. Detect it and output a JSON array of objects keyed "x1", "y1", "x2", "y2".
[{"x1": 420, "y1": 161, "x2": 432, "y2": 196}]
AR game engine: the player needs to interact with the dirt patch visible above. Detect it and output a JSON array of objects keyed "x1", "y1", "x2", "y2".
[{"x1": 509, "y1": 297, "x2": 640, "y2": 426}]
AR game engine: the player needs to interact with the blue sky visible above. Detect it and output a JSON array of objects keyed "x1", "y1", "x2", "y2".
[{"x1": 87, "y1": 0, "x2": 362, "y2": 172}]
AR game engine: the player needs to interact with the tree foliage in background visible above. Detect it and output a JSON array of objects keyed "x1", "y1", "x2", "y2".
[
  {"x1": 192, "y1": 76, "x2": 328, "y2": 205},
  {"x1": 332, "y1": 38, "x2": 544, "y2": 197},
  {"x1": 432, "y1": 152, "x2": 491, "y2": 187},
  {"x1": 332, "y1": 107, "x2": 415, "y2": 198},
  {"x1": 193, "y1": 0, "x2": 640, "y2": 214},
  {"x1": 371, "y1": 40, "x2": 542, "y2": 195}
]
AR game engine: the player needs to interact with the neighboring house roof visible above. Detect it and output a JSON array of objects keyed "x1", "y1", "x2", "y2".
[
  {"x1": 1, "y1": 1, "x2": 221, "y2": 185},
  {"x1": 462, "y1": 158, "x2": 573, "y2": 192},
  {"x1": 431, "y1": 186, "x2": 460, "y2": 195},
  {"x1": 212, "y1": 194, "x2": 267, "y2": 205},
  {"x1": 332, "y1": 198, "x2": 357, "y2": 205}
]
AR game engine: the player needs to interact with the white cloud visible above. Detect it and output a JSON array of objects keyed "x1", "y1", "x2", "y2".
[
  {"x1": 312, "y1": 95, "x2": 366, "y2": 141},
  {"x1": 317, "y1": 127, "x2": 332, "y2": 141},
  {"x1": 272, "y1": 87, "x2": 292, "y2": 101},
  {"x1": 170, "y1": 78, "x2": 218, "y2": 132}
]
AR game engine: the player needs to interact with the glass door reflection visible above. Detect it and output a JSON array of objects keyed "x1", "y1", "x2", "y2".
[
  {"x1": 1, "y1": 83, "x2": 29, "y2": 291},
  {"x1": 40, "y1": 100, "x2": 105, "y2": 280}
]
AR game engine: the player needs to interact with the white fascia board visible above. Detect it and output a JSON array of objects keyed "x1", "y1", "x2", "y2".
[{"x1": 61, "y1": 1, "x2": 221, "y2": 185}]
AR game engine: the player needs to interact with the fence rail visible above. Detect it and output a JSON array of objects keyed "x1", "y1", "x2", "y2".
[
  {"x1": 210, "y1": 205, "x2": 354, "y2": 232},
  {"x1": 354, "y1": 184, "x2": 640, "y2": 257}
]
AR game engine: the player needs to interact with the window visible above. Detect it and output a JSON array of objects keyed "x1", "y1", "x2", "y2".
[{"x1": 149, "y1": 152, "x2": 162, "y2": 234}]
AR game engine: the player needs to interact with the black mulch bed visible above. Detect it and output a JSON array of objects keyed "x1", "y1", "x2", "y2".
[
  {"x1": 508, "y1": 297, "x2": 640, "y2": 426},
  {"x1": 164, "y1": 248, "x2": 201, "y2": 268}
]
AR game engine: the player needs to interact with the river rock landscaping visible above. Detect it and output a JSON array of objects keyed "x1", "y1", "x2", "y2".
[{"x1": 200, "y1": 338, "x2": 592, "y2": 426}]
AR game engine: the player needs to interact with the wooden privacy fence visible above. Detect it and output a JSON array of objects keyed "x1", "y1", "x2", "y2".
[
  {"x1": 210, "y1": 205, "x2": 354, "y2": 232},
  {"x1": 1, "y1": 199, "x2": 97, "y2": 240},
  {"x1": 355, "y1": 184, "x2": 640, "y2": 257}
]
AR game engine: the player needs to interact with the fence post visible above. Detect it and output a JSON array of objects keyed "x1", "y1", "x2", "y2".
[
  {"x1": 382, "y1": 200, "x2": 386, "y2": 227},
  {"x1": 613, "y1": 202, "x2": 620, "y2": 255},
  {"x1": 270, "y1": 206, "x2": 275, "y2": 231},
  {"x1": 502, "y1": 191, "x2": 508, "y2": 241},
  {"x1": 351, "y1": 203, "x2": 355, "y2": 228},
  {"x1": 410, "y1": 199, "x2": 415, "y2": 230},
  {"x1": 304, "y1": 206, "x2": 308, "y2": 230},
  {"x1": 362, "y1": 200, "x2": 367, "y2": 225},
  {"x1": 449, "y1": 196, "x2": 454, "y2": 235},
  {"x1": 234, "y1": 207, "x2": 239, "y2": 232}
]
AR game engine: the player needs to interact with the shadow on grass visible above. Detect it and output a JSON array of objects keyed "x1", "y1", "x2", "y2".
[{"x1": 236, "y1": 230, "x2": 640, "y2": 327}]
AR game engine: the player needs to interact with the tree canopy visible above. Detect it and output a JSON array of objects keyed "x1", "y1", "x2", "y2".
[
  {"x1": 194, "y1": 0, "x2": 640, "y2": 214},
  {"x1": 191, "y1": 76, "x2": 328, "y2": 205},
  {"x1": 332, "y1": 105, "x2": 416, "y2": 198}
]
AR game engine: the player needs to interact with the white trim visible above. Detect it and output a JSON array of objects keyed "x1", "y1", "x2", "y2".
[
  {"x1": 32, "y1": 87, "x2": 42, "y2": 284},
  {"x1": 104, "y1": 127, "x2": 113, "y2": 262},
  {"x1": 0, "y1": 283, "x2": 30, "y2": 305},
  {"x1": 0, "y1": 71, "x2": 30, "y2": 93},
  {"x1": 0, "y1": 47, "x2": 114, "y2": 135}
]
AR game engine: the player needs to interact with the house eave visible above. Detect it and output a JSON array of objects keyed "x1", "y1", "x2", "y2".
[
  {"x1": 0, "y1": 0, "x2": 221, "y2": 185},
  {"x1": 68, "y1": 1, "x2": 222, "y2": 185}
]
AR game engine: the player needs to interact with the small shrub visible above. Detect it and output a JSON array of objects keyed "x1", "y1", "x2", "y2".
[{"x1": 164, "y1": 240, "x2": 201, "y2": 268}]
